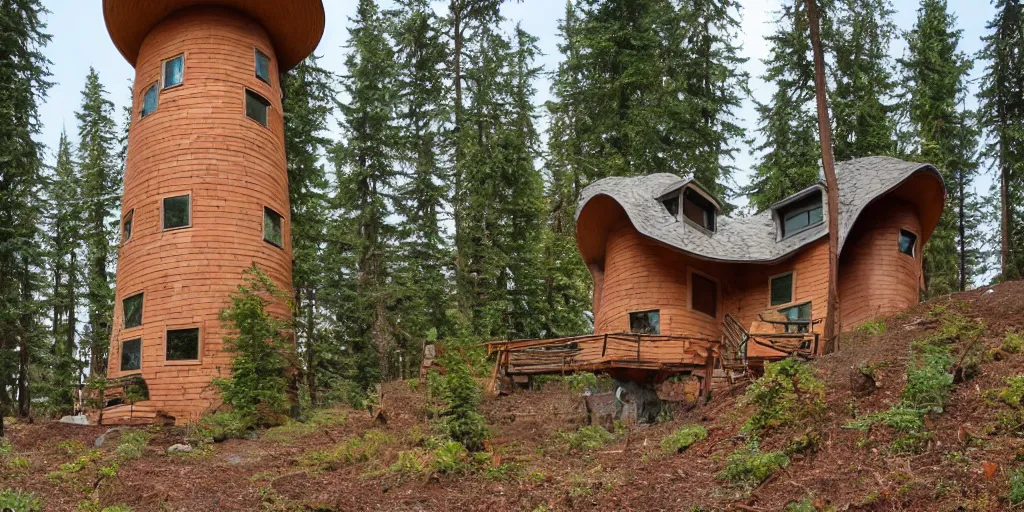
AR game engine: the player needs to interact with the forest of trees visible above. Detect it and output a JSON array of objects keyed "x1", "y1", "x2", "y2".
[{"x1": 2, "y1": 0, "x2": 1023, "y2": 418}]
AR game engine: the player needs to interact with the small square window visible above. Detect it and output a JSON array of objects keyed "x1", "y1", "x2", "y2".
[
  {"x1": 163, "y1": 55, "x2": 184, "y2": 88},
  {"x1": 899, "y1": 229, "x2": 917, "y2": 257},
  {"x1": 123, "y1": 293, "x2": 143, "y2": 329},
  {"x1": 264, "y1": 206, "x2": 283, "y2": 247},
  {"x1": 163, "y1": 194, "x2": 190, "y2": 230},
  {"x1": 122, "y1": 209, "x2": 134, "y2": 242},
  {"x1": 691, "y1": 272, "x2": 718, "y2": 317},
  {"x1": 245, "y1": 89, "x2": 270, "y2": 126},
  {"x1": 629, "y1": 310, "x2": 660, "y2": 334},
  {"x1": 255, "y1": 49, "x2": 271, "y2": 83},
  {"x1": 121, "y1": 338, "x2": 142, "y2": 372},
  {"x1": 141, "y1": 84, "x2": 158, "y2": 118},
  {"x1": 167, "y1": 328, "x2": 199, "y2": 361},
  {"x1": 769, "y1": 272, "x2": 793, "y2": 306}
]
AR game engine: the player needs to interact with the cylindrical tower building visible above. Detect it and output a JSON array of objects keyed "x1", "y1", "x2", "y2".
[{"x1": 101, "y1": 0, "x2": 325, "y2": 424}]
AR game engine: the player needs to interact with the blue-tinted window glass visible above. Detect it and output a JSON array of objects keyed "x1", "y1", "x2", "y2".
[
  {"x1": 255, "y1": 49, "x2": 271, "y2": 83},
  {"x1": 163, "y1": 55, "x2": 183, "y2": 88},
  {"x1": 141, "y1": 85, "x2": 157, "y2": 118}
]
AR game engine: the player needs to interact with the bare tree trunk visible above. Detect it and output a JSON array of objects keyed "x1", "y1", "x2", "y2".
[
  {"x1": 1001, "y1": 150, "x2": 1012, "y2": 279},
  {"x1": 806, "y1": 0, "x2": 841, "y2": 354},
  {"x1": 959, "y1": 173, "x2": 967, "y2": 291}
]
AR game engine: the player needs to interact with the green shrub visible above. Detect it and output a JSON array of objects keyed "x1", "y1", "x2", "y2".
[
  {"x1": 431, "y1": 441, "x2": 471, "y2": 475},
  {"x1": 559, "y1": 425, "x2": 614, "y2": 451},
  {"x1": 390, "y1": 449, "x2": 428, "y2": 476},
  {"x1": 1004, "y1": 330, "x2": 1024, "y2": 354},
  {"x1": 114, "y1": 430, "x2": 150, "y2": 460},
  {"x1": 566, "y1": 373, "x2": 599, "y2": 392},
  {"x1": 741, "y1": 359, "x2": 824, "y2": 433},
  {"x1": 0, "y1": 489, "x2": 42, "y2": 511},
  {"x1": 0, "y1": 438, "x2": 12, "y2": 457},
  {"x1": 1010, "y1": 467, "x2": 1024, "y2": 504},
  {"x1": 902, "y1": 343, "x2": 954, "y2": 413},
  {"x1": 214, "y1": 265, "x2": 295, "y2": 428},
  {"x1": 661, "y1": 425, "x2": 708, "y2": 454},
  {"x1": 299, "y1": 430, "x2": 393, "y2": 471},
  {"x1": 435, "y1": 361, "x2": 488, "y2": 451},
  {"x1": 856, "y1": 318, "x2": 887, "y2": 336},
  {"x1": 1001, "y1": 377, "x2": 1024, "y2": 408},
  {"x1": 717, "y1": 441, "x2": 790, "y2": 486}
]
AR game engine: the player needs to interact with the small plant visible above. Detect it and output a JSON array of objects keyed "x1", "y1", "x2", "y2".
[
  {"x1": 298, "y1": 430, "x2": 394, "y2": 471},
  {"x1": 565, "y1": 373, "x2": 599, "y2": 392},
  {"x1": 0, "y1": 438, "x2": 12, "y2": 457},
  {"x1": 1010, "y1": 467, "x2": 1024, "y2": 504},
  {"x1": 856, "y1": 318, "x2": 886, "y2": 335},
  {"x1": 264, "y1": 408, "x2": 347, "y2": 443},
  {"x1": 390, "y1": 449, "x2": 428, "y2": 477},
  {"x1": 741, "y1": 358, "x2": 824, "y2": 433},
  {"x1": 431, "y1": 441, "x2": 471, "y2": 475},
  {"x1": 114, "y1": 429, "x2": 150, "y2": 460},
  {"x1": 57, "y1": 440, "x2": 85, "y2": 455},
  {"x1": 661, "y1": 425, "x2": 708, "y2": 454},
  {"x1": 785, "y1": 498, "x2": 816, "y2": 512},
  {"x1": 1004, "y1": 330, "x2": 1024, "y2": 354},
  {"x1": 717, "y1": 441, "x2": 790, "y2": 486},
  {"x1": 0, "y1": 489, "x2": 43, "y2": 511},
  {"x1": 785, "y1": 431, "x2": 821, "y2": 455},
  {"x1": 559, "y1": 425, "x2": 614, "y2": 451},
  {"x1": 7, "y1": 456, "x2": 30, "y2": 470}
]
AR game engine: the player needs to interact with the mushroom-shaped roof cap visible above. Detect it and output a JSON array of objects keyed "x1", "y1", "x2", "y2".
[{"x1": 103, "y1": 0, "x2": 325, "y2": 71}]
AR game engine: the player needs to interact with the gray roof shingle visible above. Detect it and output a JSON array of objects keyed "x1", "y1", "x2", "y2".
[{"x1": 575, "y1": 156, "x2": 944, "y2": 263}]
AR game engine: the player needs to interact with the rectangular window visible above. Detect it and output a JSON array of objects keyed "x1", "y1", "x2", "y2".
[
  {"x1": 629, "y1": 310, "x2": 660, "y2": 335},
  {"x1": 690, "y1": 272, "x2": 718, "y2": 317},
  {"x1": 899, "y1": 229, "x2": 917, "y2": 257},
  {"x1": 682, "y1": 188, "x2": 716, "y2": 231},
  {"x1": 162, "y1": 194, "x2": 190, "y2": 230},
  {"x1": 123, "y1": 293, "x2": 143, "y2": 329},
  {"x1": 141, "y1": 84, "x2": 158, "y2": 118},
  {"x1": 769, "y1": 272, "x2": 794, "y2": 306},
  {"x1": 122, "y1": 209, "x2": 134, "y2": 242},
  {"x1": 245, "y1": 89, "x2": 270, "y2": 126},
  {"x1": 163, "y1": 54, "x2": 184, "y2": 88},
  {"x1": 779, "y1": 302, "x2": 812, "y2": 333},
  {"x1": 780, "y1": 194, "x2": 824, "y2": 238},
  {"x1": 166, "y1": 328, "x2": 199, "y2": 361},
  {"x1": 255, "y1": 49, "x2": 271, "y2": 83},
  {"x1": 121, "y1": 338, "x2": 142, "y2": 372},
  {"x1": 264, "y1": 206, "x2": 283, "y2": 247}
]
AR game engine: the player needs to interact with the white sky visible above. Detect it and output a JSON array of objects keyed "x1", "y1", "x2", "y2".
[{"x1": 39, "y1": 0, "x2": 996, "y2": 207}]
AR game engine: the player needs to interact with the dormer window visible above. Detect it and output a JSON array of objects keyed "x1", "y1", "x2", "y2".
[
  {"x1": 662, "y1": 196, "x2": 679, "y2": 217},
  {"x1": 682, "y1": 188, "x2": 716, "y2": 232},
  {"x1": 778, "y1": 193, "x2": 823, "y2": 239}
]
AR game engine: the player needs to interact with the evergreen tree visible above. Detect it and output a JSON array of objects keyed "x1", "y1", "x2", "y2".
[
  {"x1": 76, "y1": 67, "x2": 120, "y2": 377},
  {"x1": 746, "y1": 2, "x2": 822, "y2": 211},
  {"x1": 283, "y1": 55, "x2": 335, "y2": 404},
  {"x1": 978, "y1": 0, "x2": 1024, "y2": 281},
  {"x1": 0, "y1": 0, "x2": 52, "y2": 427},
  {"x1": 827, "y1": 0, "x2": 898, "y2": 160},
  {"x1": 900, "y1": 0, "x2": 981, "y2": 293},
  {"x1": 332, "y1": 0, "x2": 401, "y2": 381}
]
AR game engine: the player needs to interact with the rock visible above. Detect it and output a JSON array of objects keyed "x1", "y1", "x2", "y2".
[
  {"x1": 227, "y1": 454, "x2": 243, "y2": 465},
  {"x1": 95, "y1": 427, "x2": 125, "y2": 448},
  {"x1": 58, "y1": 415, "x2": 90, "y2": 425},
  {"x1": 167, "y1": 443, "x2": 193, "y2": 454}
]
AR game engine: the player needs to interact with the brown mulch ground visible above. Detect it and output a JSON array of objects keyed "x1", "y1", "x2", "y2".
[{"x1": 6, "y1": 281, "x2": 1024, "y2": 511}]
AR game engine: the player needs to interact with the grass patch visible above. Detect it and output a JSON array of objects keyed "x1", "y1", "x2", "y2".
[
  {"x1": 114, "y1": 429, "x2": 150, "y2": 460},
  {"x1": 558, "y1": 425, "x2": 614, "y2": 451},
  {"x1": 661, "y1": 425, "x2": 708, "y2": 454},
  {"x1": 1004, "y1": 330, "x2": 1024, "y2": 354},
  {"x1": 1011, "y1": 467, "x2": 1024, "y2": 505},
  {"x1": 856, "y1": 318, "x2": 887, "y2": 335},
  {"x1": 741, "y1": 358, "x2": 824, "y2": 434},
  {"x1": 264, "y1": 408, "x2": 347, "y2": 443},
  {"x1": 298, "y1": 430, "x2": 394, "y2": 471},
  {"x1": 0, "y1": 489, "x2": 43, "y2": 511},
  {"x1": 717, "y1": 441, "x2": 789, "y2": 486}
]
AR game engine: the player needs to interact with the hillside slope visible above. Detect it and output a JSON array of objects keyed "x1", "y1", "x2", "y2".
[{"x1": 4, "y1": 282, "x2": 1024, "y2": 511}]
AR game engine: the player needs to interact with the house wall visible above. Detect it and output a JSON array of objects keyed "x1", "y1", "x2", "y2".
[
  {"x1": 838, "y1": 197, "x2": 923, "y2": 329},
  {"x1": 105, "y1": 7, "x2": 293, "y2": 423}
]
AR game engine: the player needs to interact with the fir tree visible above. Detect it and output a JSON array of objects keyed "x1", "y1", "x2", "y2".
[
  {"x1": 900, "y1": 0, "x2": 981, "y2": 293},
  {"x1": 978, "y1": 0, "x2": 1024, "y2": 281},
  {"x1": 827, "y1": 0, "x2": 898, "y2": 160},
  {"x1": 76, "y1": 67, "x2": 120, "y2": 377},
  {"x1": 746, "y1": 2, "x2": 822, "y2": 211}
]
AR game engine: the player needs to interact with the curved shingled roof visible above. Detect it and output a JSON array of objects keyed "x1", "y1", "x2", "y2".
[{"x1": 575, "y1": 156, "x2": 945, "y2": 263}]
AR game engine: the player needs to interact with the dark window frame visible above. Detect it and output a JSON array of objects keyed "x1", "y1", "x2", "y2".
[
  {"x1": 166, "y1": 327, "x2": 201, "y2": 362},
  {"x1": 779, "y1": 194, "x2": 824, "y2": 239},
  {"x1": 123, "y1": 292, "x2": 144, "y2": 330},
  {"x1": 769, "y1": 271, "x2": 794, "y2": 306},
  {"x1": 122, "y1": 208, "x2": 134, "y2": 243},
  {"x1": 689, "y1": 270, "x2": 719, "y2": 318},
  {"x1": 244, "y1": 88, "x2": 271, "y2": 127},
  {"x1": 162, "y1": 193, "x2": 192, "y2": 231},
  {"x1": 682, "y1": 188, "x2": 717, "y2": 232},
  {"x1": 662, "y1": 196, "x2": 679, "y2": 218},
  {"x1": 120, "y1": 337, "x2": 142, "y2": 372},
  {"x1": 263, "y1": 206, "x2": 283, "y2": 248},
  {"x1": 898, "y1": 228, "x2": 918, "y2": 257},
  {"x1": 140, "y1": 83, "x2": 159, "y2": 119},
  {"x1": 255, "y1": 48, "x2": 272, "y2": 84},
  {"x1": 629, "y1": 310, "x2": 661, "y2": 335},
  {"x1": 162, "y1": 53, "x2": 185, "y2": 90}
]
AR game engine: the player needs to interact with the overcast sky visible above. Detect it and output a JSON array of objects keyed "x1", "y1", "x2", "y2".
[{"x1": 39, "y1": 0, "x2": 996, "y2": 206}]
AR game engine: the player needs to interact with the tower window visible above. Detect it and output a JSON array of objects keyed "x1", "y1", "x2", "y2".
[
  {"x1": 166, "y1": 328, "x2": 200, "y2": 361},
  {"x1": 123, "y1": 292, "x2": 143, "y2": 329},
  {"x1": 140, "y1": 84, "x2": 158, "y2": 118},
  {"x1": 121, "y1": 338, "x2": 141, "y2": 372},
  {"x1": 769, "y1": 272, "x2": 794, "y2": 306},
  {"x1": 162, "y1": 54, "x2": 184, "y2": 89},
  {"x1": 264, "y1": 206, "x2": 283, "y2": 247},
  {"x1": 899, "y1": 229, "x2": 917, "y2": 257},
  {"x1": 245, "y1": 89, "x2": 270, "y2": 126},
  {"x1": 629, "y1": 310, "x2": 660, "y2": 335},
  {"x1": 162, "y1": 194, "x2": 191, "y2": 230},
  {"x1": 255, "y1": 49, "x2": 271, "y2": 83},
  {"x1": 122, "y1": 209, "x2": 134, "y2": 242}
]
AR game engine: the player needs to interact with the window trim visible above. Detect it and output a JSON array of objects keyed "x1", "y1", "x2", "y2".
[
  {"x1": 263, "y1": 205, "x2": 284, "y2": 248},
  {"x1": 688, "y1": 268, "x2": 720, "y2": 320},
  {"x1": 139, "y1": 82, "x2": 159, "y2": 120},
  {"x1": 161, "y1": 192, "x2": 192, "y2": 231},
  {"x1": 164, "y1": 326, "x2": 202, "y2": 365},
  {"x1": 628, "y1": 309, "x2": 661, "y2": 335},
  {"x1": 122, "y1": 208, "x2": 135, "y2": 244},
  {"x1": 254, "y1": 47, "x2": 272, "y2": 84},
  {"x1": 781, "y1": 203, "x2": 824, "y2": 239},
  {"x1": 244, "y1": 88, "x2": 271, "y2": 128},
  {"x1": 161, "y1": 53, "x2": 185, "y2": 90},
  {"x1": 898, "y1": 228, "x2": 919, "y2": 258},
  {"x1": 122, "y1": 291, "x2": 144, "y2": 330},
  {"x1": 120, "y1": 337, "x2": 143, "y2": 373},
  {"x1": 768, "y1": 271, "x2": 795, "y2": 307}
]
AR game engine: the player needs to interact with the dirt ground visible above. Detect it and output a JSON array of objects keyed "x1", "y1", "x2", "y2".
[{"x1": 5, "y1": 281, "x2": 1024, "y2": 511}]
